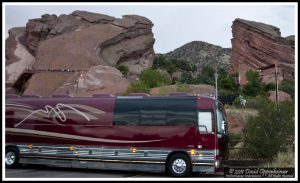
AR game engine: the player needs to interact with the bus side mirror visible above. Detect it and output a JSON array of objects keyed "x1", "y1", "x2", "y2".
[{"x1": 221, "y1": 121, "x2": 226, "y2": 133}]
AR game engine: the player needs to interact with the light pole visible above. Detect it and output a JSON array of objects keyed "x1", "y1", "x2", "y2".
[
  {"x1": 215, "y1": 71, "x2": 218, "y2": 101},
  {"x1": 214, "y1": 63, "x2": 218, "y2": 163},
  {"x1": 215, "y1": 56, "x2": 220, "y2": 101}
]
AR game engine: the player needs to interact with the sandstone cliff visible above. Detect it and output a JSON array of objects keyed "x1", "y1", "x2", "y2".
[
  {"x1": 231, "y1": 18, "x2": 295, "y2": 85},
  {"x1": 5, "y1": 10, "x2": 155, "y2": 96},
  {"x1": 5, "y1": 27, "x2": 35, "y2": 94}
]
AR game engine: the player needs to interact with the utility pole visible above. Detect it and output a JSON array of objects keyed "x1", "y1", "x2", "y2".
[{"x1": 275, "y1": 64, "x2": 279, "y2": 108}]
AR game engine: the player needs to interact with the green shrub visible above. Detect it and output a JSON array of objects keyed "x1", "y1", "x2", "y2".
[
  {"x1": 243, "y1": 95, "x2": 270, "y2": 109},
  {"x1": 173, "y1": 59, "x2": 197, "y2": 72},
  {"x1": 232, "y1": 97, "x2": 242, "y2": 107},
  {"x1": 152, "y1": 55, "x2": 197, "y2": 75},
  {"x1": 196, "y1": 66, "x2": 215, "y2": 85},
  {"x1": 263, "y1": 83, "x2": 275, "y2": 93},
  {"x1": 242, "y1": 70, "x2": 265, "y2": 97},
  {"x1": 218, "y1": 68, "x2": 238, "y2": 92},
  {"x1": 243, "y1": 100, "x2": 294, "y2": 158},
  {"x1": 140, "y1": 69, "x2": 171, "y2": 88},
  {"x1": 279, "y1": 80, "x2": 295, "y2": 99},
  {"x1": 218, "y1": 76, "x2": 236, "y2": 92},
  {"x1": 125, "y1": 81, "x2": 150, "y2": 94},
  {"x1": 116, "y1": 65, "x2": 129, "y2": 76},
  {"x1": 180, "y1": 72, "x2": 193, "y2": 84}
]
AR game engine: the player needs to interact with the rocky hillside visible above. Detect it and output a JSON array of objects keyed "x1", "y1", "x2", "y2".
[
  {"x1": 5, "y1": 10, "x2": 155, "y2": 96},
  {"x1": 231, "y1": 18, "x2": 295, "y2": 85},
  {"x1": 163, "y1": 41, "x2": 231, "y2": 71}
]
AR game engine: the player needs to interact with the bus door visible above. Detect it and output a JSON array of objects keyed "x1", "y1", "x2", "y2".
[{"x1": 197, "y1": 111, "x2": 216, "y2": 150}]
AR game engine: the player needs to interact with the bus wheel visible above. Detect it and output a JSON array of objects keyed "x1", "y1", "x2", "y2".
[
  {"x1": 168, "y1": 153, "x2": 191, "y2": 177},
  {"x1": 5, "y1": 147, "x2": 20, "y2": 168}
]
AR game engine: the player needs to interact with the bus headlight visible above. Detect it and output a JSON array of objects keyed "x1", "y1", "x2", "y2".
[{"x1": 215, "y1": 160, "x2": 220, "y2": 168}]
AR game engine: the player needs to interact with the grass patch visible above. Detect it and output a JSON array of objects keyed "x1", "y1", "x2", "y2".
[
  {"x1": 228, "y1": 132, "x2": 243, "y2": 147},
  {"x1": 260, "y1": 147, "x2": 295, "y2": 168},
  {"x1": 154, "y1": 83, "x2": 191, "y2": 96},
  {"x1": 225, "y1": 105, "x2": 258, "y2": 123},
  {"x1": 176, "y1": 82, "x2": 191, "y2": 93},
  {"x1": 156, "y1": 85, "x2": 175, "y2": 96}
]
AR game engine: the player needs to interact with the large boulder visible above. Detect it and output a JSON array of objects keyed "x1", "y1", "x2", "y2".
[
  {"x1": 23, "y1": 72, "x2": 71, "y2": 96},
  {"x1": 268, "y1": 90, "x2": 292, "y2": 102},
  {"x1": 77, "y1": 65, "x2": 129, "y2": 96},
  {"x1": 54, "y1": 65, "x2": 130, "y2": 96},
  {"x1": 23, "y1": 66, "x2": 130, "y2": 96},
  {"x1": 25, "y1": 11, "x2": 155, "y2": 71}
]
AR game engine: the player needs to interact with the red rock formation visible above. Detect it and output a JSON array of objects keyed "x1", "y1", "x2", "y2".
[
  {"x1": 231, "y1": 18, "x2": 295, "y2": 85},
  {"x1": 23, "y1": 66, "x2": 129, "y2": 96},
  {"x1": 5, "y1": 28, "x2": 23, "y2": 66},
  {"x1": 5, "y1": 27, "x2": 35, "y2": 87},
  {"x1": 6, "y1": 10, "x2": 155, "y2": 96}
]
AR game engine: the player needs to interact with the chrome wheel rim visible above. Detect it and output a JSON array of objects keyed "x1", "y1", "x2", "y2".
[
  {"x1": 172, "y1": 158, "x2": 187, "y2": 174},
  {"x1": 6, "y1": 151, "x2": 16, "y2": 165}
]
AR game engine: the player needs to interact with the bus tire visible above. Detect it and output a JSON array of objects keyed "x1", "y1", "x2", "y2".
[
  {"x1": 167, "y1": 153, "x2": 191, "y2": 177},
  {"x1": 5, "y1": 146, "x2": 20, "y2": 169}
]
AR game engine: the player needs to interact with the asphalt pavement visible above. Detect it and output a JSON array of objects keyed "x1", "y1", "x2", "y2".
[{"x1": 5, "y1": 164, "x2": 224, "y2": 179}]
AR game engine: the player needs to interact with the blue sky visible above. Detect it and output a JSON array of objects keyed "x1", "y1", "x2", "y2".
[{"x1": 3, "y1": 3, "x2": 297, "y2": 54}]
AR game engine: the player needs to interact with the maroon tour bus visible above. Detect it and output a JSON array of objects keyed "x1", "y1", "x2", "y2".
[{"x1": 5, "y1": 93, "x2": 229, "y2": 177}]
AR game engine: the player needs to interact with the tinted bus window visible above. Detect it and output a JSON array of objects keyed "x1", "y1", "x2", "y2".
[
  {"x1": 140, "y1": 99, "x2": 167, "y2": 126},
  {"x1": 166, "y1": 98, "x2": 197, "y2": 126},
  {"x1": 114, "y1": 97, "x2": 197, "y2": 126},
  {"x1": 113, "y1": 99, "x2": 140, "y2": 125}
]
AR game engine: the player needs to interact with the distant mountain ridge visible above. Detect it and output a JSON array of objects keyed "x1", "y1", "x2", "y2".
[{"x1": 163, "y1": 41, "x2": 231, "y2": 70}]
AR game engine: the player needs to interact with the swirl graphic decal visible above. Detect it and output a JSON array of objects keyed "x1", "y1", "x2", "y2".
[{"x1": 6, "y1": 103, "x2": 104, "y2": 127}]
